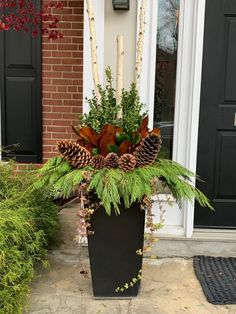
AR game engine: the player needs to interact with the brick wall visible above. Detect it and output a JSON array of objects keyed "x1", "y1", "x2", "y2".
[{"x1": 42, "y1": 0, "x2": 84, "y2": 163}]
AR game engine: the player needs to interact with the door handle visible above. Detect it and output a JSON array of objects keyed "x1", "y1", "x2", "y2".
[{"x1": 234, "y1": 114, "x2": 236, "y2": 127}]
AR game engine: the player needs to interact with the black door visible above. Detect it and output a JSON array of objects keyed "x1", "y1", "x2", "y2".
[
  {"x1": 195, "y1": 0, "x2": 236, "y2": 228},
  {"x1": 0, "y1": 6, "x2": 42, "y2": 163}
]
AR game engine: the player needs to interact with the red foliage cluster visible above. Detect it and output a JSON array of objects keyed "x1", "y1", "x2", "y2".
[
  {"x1": 0, "y1": 0, "x2": 63, "y2": 39},
  {"x1": 72, "y1": 117, "x2": 161, "y2": 157}
]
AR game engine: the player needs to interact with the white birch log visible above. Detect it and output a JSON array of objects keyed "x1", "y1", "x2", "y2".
[
  {"x1": 86, "y1": 0, "x2": 100, "y2": 99},
  {"x1": 135, "y1": 0, "x2": 147, "y2": 93},
  {"x1": 116, "y1": 35, "x2": 124, "y2": 119}
]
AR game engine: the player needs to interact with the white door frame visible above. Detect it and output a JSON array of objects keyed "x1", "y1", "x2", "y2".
[{"x1": 139, "y1": 0, "x2": 206, "y2": 237}]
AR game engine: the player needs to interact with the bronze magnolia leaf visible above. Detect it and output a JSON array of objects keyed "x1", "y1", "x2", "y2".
[
  {"x1": 79, "y1": 126, "x2": 98, "y2": 146},
  {"x1": 119, "y1": 140, "x2": 133, "y2": 155}
]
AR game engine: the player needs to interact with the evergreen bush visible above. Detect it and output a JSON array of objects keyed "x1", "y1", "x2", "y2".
[{"x1": 0, "y1": 162, "x2": 58, "y2": 314}]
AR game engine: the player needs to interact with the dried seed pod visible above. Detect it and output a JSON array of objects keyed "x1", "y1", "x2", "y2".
[
  {"x1": 118, "y1": 153, "x2": 136, "y2": 172},
  {"x1": 58, "y1": 140, "x2": 91, "y2": 169},
  {"x1": 105, "y1": 152, "x2": 119, "y2": 169},
  {"x1": 134, "y1": 133, "x2": 162, "y2": 167}
]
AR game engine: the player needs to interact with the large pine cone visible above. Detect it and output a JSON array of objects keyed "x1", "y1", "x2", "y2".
[
  {"x1": 58, "y1": 140, "x2": 91, "y2": 169},
  {"x1": 91, "y1": 155, "x2": 105, "y2": 169},
  {"x1": 134, "y1": 133, "x2": 162, "y2": 167},
  {"x1": 105, "y1": 152, "x2": 119, "y2": 169},
  {"x1": 118, "y1": 153, "x2": 136, "y2": 172}
]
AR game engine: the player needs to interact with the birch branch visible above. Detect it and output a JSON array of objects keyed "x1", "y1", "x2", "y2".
[
  {"x1": 116, "y1": 35, "x2": 124, "y2": 119},
  {"x1": 135, "y1": 0, "x2": 147, "y2": 93},
  {"x1": 86, "y1": 0, "x2": 100, "y2": 99}
]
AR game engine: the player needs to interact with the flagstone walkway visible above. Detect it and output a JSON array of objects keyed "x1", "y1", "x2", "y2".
[
  {"x1": 26, "y1": 251, "x2": 236, "y2": 314},
  {"x1": 26, "y1": 207, "x2": 236, "y2": 314}
]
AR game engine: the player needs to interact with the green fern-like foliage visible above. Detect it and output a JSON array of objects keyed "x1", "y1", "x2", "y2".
[
  {"x1": 77, "y1": 68, "x2": 146, "y2": 134},
  {"x1": 35, "y1": 157, "x2": 212, "y2": 215}
]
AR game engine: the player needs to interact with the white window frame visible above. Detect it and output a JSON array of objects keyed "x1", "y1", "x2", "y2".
[{"x1": 139, "y1": 0, "x2": 206, "y2": 237}]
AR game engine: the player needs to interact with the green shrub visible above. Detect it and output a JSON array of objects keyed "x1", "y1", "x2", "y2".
[{"x1": 0, "y1": 162, "x2": 59, "y2": 314}]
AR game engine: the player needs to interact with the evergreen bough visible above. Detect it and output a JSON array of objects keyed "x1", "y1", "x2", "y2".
[{"x1": 34, "y1": 156, "x2": 212, "y2": 216}]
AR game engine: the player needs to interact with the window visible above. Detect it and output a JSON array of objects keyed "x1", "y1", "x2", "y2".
[{"x1": 154, "y1": 0, "x2": 179, "y2": 159}]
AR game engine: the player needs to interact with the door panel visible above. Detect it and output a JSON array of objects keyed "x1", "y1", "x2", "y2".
[
  {"x1": 195, "y1": 0, "x2": 236, "y2": 228},
  {"x1": 0, "y1": 4, "x2": 41, "y2": 163}
]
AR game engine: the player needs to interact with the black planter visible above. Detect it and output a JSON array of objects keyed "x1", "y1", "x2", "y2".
[{"x1": 87, "y1": 201, "x2": 145, "y2": 298}]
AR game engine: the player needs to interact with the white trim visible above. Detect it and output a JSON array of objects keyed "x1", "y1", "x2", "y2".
[
  {"x1": 140, "y1": 0, "x2": 206, "y2": 237},
  {"x1": 83, "y1": 0, "x2": 105, "y2": 113},
  {"x1": 173, "y1": 0, "x2": 206, "y2": 237}
]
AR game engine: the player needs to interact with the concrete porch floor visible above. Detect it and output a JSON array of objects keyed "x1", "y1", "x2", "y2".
[{"x1": 26, "y1": 207, "x2": 236, "y2": 313}]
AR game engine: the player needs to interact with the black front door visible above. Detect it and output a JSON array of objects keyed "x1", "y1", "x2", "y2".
[
  {"x1": 195, "y1": 0, "x2": 236, "y2": 228},
  {"x1": 0, "y1": 2, "x2": 41, "y2": 163}
]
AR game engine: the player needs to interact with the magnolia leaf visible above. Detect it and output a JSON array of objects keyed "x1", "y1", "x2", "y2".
[
  {"x1": 71, "y1": 125, "x2": 80, "y2": 137},
  {"x1": 97, "y1": 124, "x2": 121, "y2": 148},
  {"x1": 77, "y1": 139, "x2": 94, "y2": 153},
  {"x1": 79, "y1": 126, "x2": 98, "y2": 146},
  {"x1": 119, "y1": 140, "x2": 132, "y2": 155},
  {"x1": 99, "y1": 133, "x2": 116, "y2": 156},
  {"x1": 152, "y1": 128, "x2": 161, "y2": 136},
  {"x1": 138, "y1": 116, "x2": 149, "y2": 136}
]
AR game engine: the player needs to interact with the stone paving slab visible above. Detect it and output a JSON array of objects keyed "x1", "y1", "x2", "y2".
[{"x1": 26, "y1": 250, "x2": 236, "y2": 314}]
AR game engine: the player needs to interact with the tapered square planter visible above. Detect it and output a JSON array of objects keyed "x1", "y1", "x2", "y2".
[{"x1": 87, "y1": 201, "x2": 145, "y2": 299}]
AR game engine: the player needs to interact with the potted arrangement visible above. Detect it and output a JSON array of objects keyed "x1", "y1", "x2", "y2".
[{"x1": 34, "y1": 0, "x2": 212, "y2": 299}]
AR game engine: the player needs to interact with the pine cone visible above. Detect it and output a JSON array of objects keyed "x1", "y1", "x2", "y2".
[
  {"x1": 118, "y1": 153, "x2": 136, "y2": 172},
  {"x1": 91, "y1": 155, "x2": 105, "y2": 169},
  {"x1": 58, "y1": 140, "x2": 91, "y2": 169},
  {"x1": 105, "y1": 152, "x2": 119, "y2": 169},
  {"x1": 134, "y1": 133, "x2": 162, "y2": 167}
]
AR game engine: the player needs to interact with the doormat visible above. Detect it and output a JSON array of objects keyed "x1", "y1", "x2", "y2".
[{"x1": 194, "y1": 256, "x2": 236, "y2": 305}]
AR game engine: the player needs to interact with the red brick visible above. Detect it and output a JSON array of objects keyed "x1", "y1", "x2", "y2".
[
  {"x1": 52, "y1": 79, "x2": 73, "y2": 85},
  {"x1": 43, "y1": 113, "x2": 63, "y2": 119},
  {"x1": 43, "y1": 100, "x2": 63, "y2": 106},
  {"x1": 58, "y1": 44, "x2": 78, "y2": 50},
  {"x1": 64, "y1": 100, "x2": 79, "y2": 106},
  {"x1": 68, "y1": 86, "x2": 77, "y2": 92},
  {"x1": 43, "y1": 71, "x2": 62, "y2": 78},
  {"x1": 52, "y1": 65, "x2": 72, "y2": 71},
  {"x1": 52, "y1": 106, "x2": 72, "y2": 113},
  {"x1": 57, "y1": 86, "x2": 67, "y2": 92},
  {"x1": 52, "y1": 133, "x2": 72, "y2": 139},
  {"x1": 52, "y1": 51, "x2": 72, "y2": 58},
  {"x1": 52, "y1": 93, "x2": 71, "y2": 99},
  {"x1": 43, "y1": 58, "x2": 62, "y2": 65}
]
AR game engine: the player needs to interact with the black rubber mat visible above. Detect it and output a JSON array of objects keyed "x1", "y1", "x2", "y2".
[{"x1": 194, "y1": 256, "x2": 236, "y2": 305}]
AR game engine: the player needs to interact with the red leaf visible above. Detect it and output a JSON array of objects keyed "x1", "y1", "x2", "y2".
[
  {"x1": 79, "y1": 127, "x2": 98, "y2": 146},
  {"x1": 138, "y1": 116, "x2": 149, "y2": 139},
  {"x1": 152, "y1": 128, "x2": 161, "y2": 136},
  {"x1": 71, "y1": 125, "x2": 80, "y2": 137},
  {"x1": 99, "y1": 133, "x2": 116, "y2": 156},
  {"x1": 119, "y1": 141, "x2": 133, "y2": 155},
  {"x1": 97, "y1": 124, "x2": 122, "y2": 147}
]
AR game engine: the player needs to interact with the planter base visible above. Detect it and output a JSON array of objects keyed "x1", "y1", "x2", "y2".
[{"x1": 88, "y1": 201, "x2": 145, "y2": 298}]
